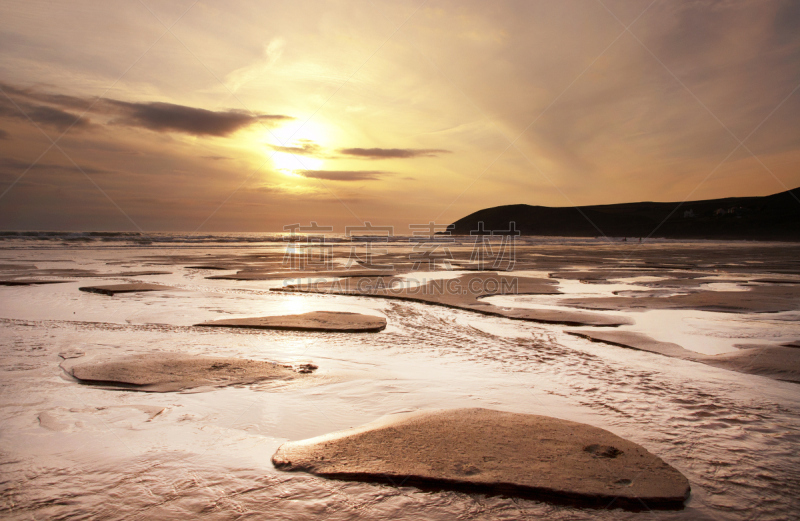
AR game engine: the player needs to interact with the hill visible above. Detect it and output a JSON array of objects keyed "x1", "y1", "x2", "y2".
[{"x1": 448, "y1": 187, "x2": 800, "y2": 240}]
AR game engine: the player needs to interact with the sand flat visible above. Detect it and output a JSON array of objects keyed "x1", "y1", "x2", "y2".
[
  {"x1": 567, "y1": 330, "x2": 800, "y2": 383},
  {"x1": 274, "y1": 273, "x2": 631, "y2": 327},
  {"x1": 207, "y1": 269, "x2": 396, "y2": 281},
  {"x1": 63, "y1": 353, "x2": 317, "y2": 392},
  {"x1": 561, "y1": 285, "x2": 800, "y2": 313},
  {"x1": 273, "y1": 408, "x2": 690, "y2": 510},
  {"x1": 0, "y1": 279, "x2": 70, "y2": 286},
  {"x1": 196, "y1": 311, "x2": 387, "y2": 332},
  {"x1": 78, "y1": 283, "x2": 174, "y2": 295}
]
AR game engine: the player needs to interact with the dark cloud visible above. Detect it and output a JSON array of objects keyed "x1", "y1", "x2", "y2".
[
  {"x1": 774, "y1": 0, "x2": 800, "y2": 44},
  {"x1": 0, "y1": 95, "x2": 92, "y2": 132},
  {"x1": 0, "y1": 129, "x2": 9, "y2": 140},
  {"x1": 202, "y1": 155, "x2": 233, "y2": 161},
  {"x1": 297, "y1": 170, "x2": 385, "y2": 181},
  {"x1": 105, "y1": 100, "x2": 290, "y2": 137},
  {"x1": 0, "y1": 157, "x2": 112, "y2": 176},
  {"x1": 0, "y1": 82, "x2": 291, "y2": 137},
  {"x1": 0, "y1": 82, "x2": 90, "y2": 112},
  {"x1": 269, "y1": 140, "x2": 324, "y2": 156},
  {"x1": 338, "y1": 147, "x2": 451, "y2": 159}
]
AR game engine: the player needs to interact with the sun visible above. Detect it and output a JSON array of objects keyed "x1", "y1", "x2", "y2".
[
  {"x1": 271, "y1": 150, "x2": 323, "y2": 175},
  {"x1": 262, "y1": 118, "x2": 331, "y2": 176}
]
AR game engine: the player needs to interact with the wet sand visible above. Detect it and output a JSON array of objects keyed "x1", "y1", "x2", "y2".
[
  {"x1": 1, "y1": 236, "x2": 800, "y2": 520},
  {"x1": 275, "y1": 273, "x2": 632, "y2": 327}
]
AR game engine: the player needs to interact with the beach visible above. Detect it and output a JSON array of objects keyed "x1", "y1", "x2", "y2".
[{"x1": 1, "y1": 233, "x2": 799, "y2": 520}]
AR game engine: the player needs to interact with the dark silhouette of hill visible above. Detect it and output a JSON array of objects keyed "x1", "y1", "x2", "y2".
[{"x1": 448, "y1": 187, "x2": 800, "y2": 241}]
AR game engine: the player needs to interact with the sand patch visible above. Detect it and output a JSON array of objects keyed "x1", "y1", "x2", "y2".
[
  {"x1": 272, "y1": 408, "x2": 690, "y2": 510},
  {"x1": 566, "y1": 330, "x2": 697, "y2": 359},
  {"x1": 208, "y1": 269, "x2": 396, "y2": 281},
  {"x1": 567, "y1": 330, "x2": 800, "y2": 383},
  {"x1": 274, "y1": 273, "x2": 631, "y2": 327},
  {"x1": 196, "y1": 311, "x2": 386, "y2": 332},
  {"x1": 562, "y1": 285, "x2": 800, "y2": 314},
  {"x1": 0, "y1": 279, "x2": 70, "y2": 286},
  {"x1": 61, "y1": 353, "x2": 318, "y2": 392},
  {"x1": 78, "y1": 283, "x2": 174, "y2": 296}
]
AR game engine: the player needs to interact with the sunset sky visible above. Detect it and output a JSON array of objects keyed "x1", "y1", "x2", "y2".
[{"x1": 1, "y1": 0, "x2": 799, "y2": 232}]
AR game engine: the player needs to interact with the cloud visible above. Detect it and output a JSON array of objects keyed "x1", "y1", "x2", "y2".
[
  {"x1": 0, "y1": 157, "x2": 112, "y2": 175},
  {"x1": 0, "y1": 95, "x2": 92, "y2": 132},
  {"x1": 225, "y1": 37, "x2": 285, "y2": 92},
  {"x1": 338, "y1": 147, "x2": 451, "y2": 159},
  {"x1": 0, "y1": 82, "x2": 291, "y2": 137},
  {"x1": 297, "y1": 170, "x2": 385, "y2": 181},
  {"x1": 0, "y1": 129, "x2": 9, "y2": 140},
  {"x1": 269, "y1": 140, "x2": 324, "y2": 156},
  {"x1": 105, "y1": 100, "x2": 290, "y2": 137}
]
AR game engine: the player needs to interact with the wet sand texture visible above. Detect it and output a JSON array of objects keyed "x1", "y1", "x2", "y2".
[
  {"x1": 567, "y1": 330, "x2": 800, "y2": 383},
  {"x1": 275, "y1": 273, "x2": 632, "y2": 327},
  {"x1": 272, "y1": 408, "x2": 690, "y2": 510},
  {"x1": 196, "y1": 311, "x2": 386, "y2": 332},
  {"x1": 78, "y1": 283, "x2": 174, "y2": 296},
  {"x1": 63, "y1": 354, "x2": 316, "y2": 392}
]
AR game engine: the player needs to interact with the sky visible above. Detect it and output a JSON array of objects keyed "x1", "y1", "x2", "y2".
[{"x1": 0, "y1": 0, "x2": 799, "y2": 232}]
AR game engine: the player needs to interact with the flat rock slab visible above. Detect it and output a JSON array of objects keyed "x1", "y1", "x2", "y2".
[
  {"x1": 567, "y1": 330, "x2": 800, "y2": 383},
  {"x1": 274, "y1": 273, "x2": 631, "y2": 327},
  {"x1": 78, "y1": 283, "x2": 174, "y2": 295},
  {"x1": 0, "y1": 279, "x2": 70, "y2": 286},
  {"x1": 196, "y1": 311, "x2": 386, "y2": 332},
  {"x1": 63, "y1": 353, "x2": 317, "y2": 392},
  {"x1": 272, "y1": 408, "x2": 690, "y2": 510}
]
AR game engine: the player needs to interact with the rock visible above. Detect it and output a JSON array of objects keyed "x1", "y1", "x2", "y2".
[
  {"x1": 196, "y1": 311, "x2": 386, "y2": 332},
  {"x1": 272, "y1": 408, "x2": 690, "y2": 510},
  {"x1": 63, "y1": 353, "x2": 317, "y2": 392},
  {"x1": 78, "y1": 283, "x2": 173, "y2": 295}
]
